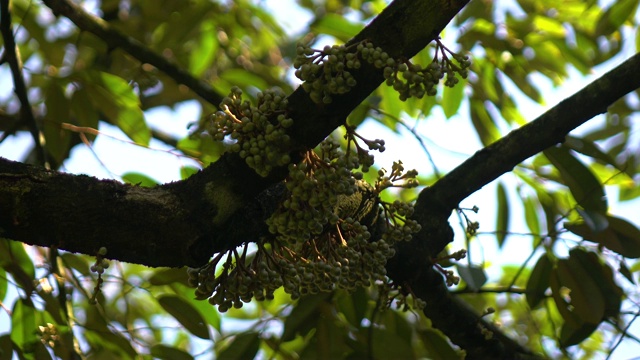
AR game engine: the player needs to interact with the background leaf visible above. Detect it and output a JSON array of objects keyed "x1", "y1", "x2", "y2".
[
  {"x1": 526, "y1": 253, "x2": 552, "y2": 309},
  {"x1": 495, "y1": 182, "x2": 510, "y2": 247},
  {"x1": 544, "y1": 145, "x2": 607, "y2": 213},
  {"x1": 151, "y1": 344, "x2": 194, "y2": 360},
  {"x1": 43, "y1": 81, "x2": 72, "y2": 164},
  {"x1": 565, "y1": 215, "x2": 640, "y2": 258},
  {"x1": 217, "y1": 332, "x2": 260, "y2": 360},
  {"x1": 457, "y1": 265, "x2": 487, "y2": 291},
  {"x1": 82, "y1": 71, "x2": 150, "y2": 146},
  {"x1": 121, "y1": 172, "x2": 160, "y2": 187},
  {"x1": 158, "y1": 295, "x2": 210, "y2": 339}
]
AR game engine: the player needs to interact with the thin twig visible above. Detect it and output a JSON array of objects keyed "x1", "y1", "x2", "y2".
[
  {"x1": 451, "y1": 286, "x2": 527, "y2": 295},
  {"x1": 606, "y1": 310, "x2": 640, "y2": 359},
  {"x1": 373, "y1": 108, "x2": 442, "y2": 178},
  {"x1": 0, "y1": 0, "x2": 47, "y2": 166},
  {"x1": 41, "y1": 0, "x2": 224, "y2": 107}
]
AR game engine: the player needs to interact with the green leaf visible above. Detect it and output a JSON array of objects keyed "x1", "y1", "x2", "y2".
[
  {"x1": 382, "y1": 310, "x2": 413, "y2": 341},
  {"x1": 0, "y1": 239, "x2": 36, "y2": 282},
  {"x1": 11, "y1": 298, "x2": 37, "y2": 352},
  {"x1": 314, "y1": 311, "x2": 348, "y2": 359},
  {"x1": 347, "y1": 101, "x2": 371, "y2": 127},
  {"x1": 595, "y1": 0, "x2": 639, "y2": 36},
  {"x1": 496, "y1": 182, "x2": 510, "y2": 248},
  {"x1": 441, "y1": 78, "x2": 466, "y2": 119},
  {"x1": 150, "y1": 344, "x2": 194, "y2": 360},
  {"x1": 576, "y1": 208, "x2": 609, "y2": 232},
  {"x1": 220, "y1": 69, "x2": 269, "y2": 92},
  {"x1": 457, "y1": 265, "x2": 487, "y2": 291},
  {"x1": 560, "y1": 320, "x2": 599, "y2": 348},
  {"x1": 180, "y1": 166, "x2": 199, "y2": 180},
  {"x1": 38, "y1": 291, "x2": 66, "y2": 325},
  {"x1": 620, "y1": 182, "x2": 640, "y2": 201},
  {"x1": 311, "y1": 13, "x2": 364, "y2": 42},
  {"x1": 43, "y1": 81, "x2": 72, "y2": 164},
  {"x1": 372, "y1": 327, "x2": 415, "y2": 360},
  {"x1": 157, "y1": 294, "x2": 210, "y2": 339},
  {"x1": 173, "y1": 284, "x2": 221, "y2": 332},
  {"x1": 500, "y1": 95, "x2": 527, "y2": 126},
  {"x1": 177, "y1": 135, "x2": 224, "y2": 164},
  {"x1": 419, "y1": 328, "x2": 463, "y2": 360},
  {"x1": 81, "y1": 70, "x2": 150, "y2": 146},
  {"x1": 335, "y1": 290, "x2": 359, "y2": 328},
  {"x1": 189, "y1": 21, "x2": 219, "y2": 77},
  {"x1": 569, "y1": 248, "x2": 622, "y2": 318},
  {"x1": 544, "y1": 145, "x2": 607, "y2": 213},
  {"x1": 70, "y1": 89, "x2": 100, "y2": 142},
  {"x1": 522, "y1": 196, "x2": 541, "y2": 242},
  {"x1": 533, "y1": 15, "x2": 566, "y2": 37},
  {"x1": 352, "y1": 287, "x2": 370, "y2": 327},
  {"x1": 502, "y1": 66, "x2": 543, "y2": 103},
  {"x1": 0, "y1": 268, "x2": 7, "y2": 302},
  {"x1": 564, "y1": 136, "x2": 623, "y2": 173},
  {"x1": 556, "y1": 258, "x2": 605, "y2": 325},
  {"x1": 469, "y1": 98, "x2": 500, "y2": 146},
  {"x1": 121, "y1": 172, "x2": 159, "y2": 187},
  {"x1": 60, "y1": 253, "x2": 91, "y2": 276},
  {"x1": 217, "y1": 332, "x2": 260, "y2": 360},
  {"x1": 565, "y1": 215, "x2": 640, "y2": 258},
  {"x1": 0, "y1": 334, "x2": 14, "y2": 360},
  {"x1": 619, "y1": 260, "x2": 635, "y2": 284},
  {"x1": 148, "y1": 268, "x2": 189, "y2": 286},
  {"x1": 34, "y1": 339, "x2": 54, "y2": 360},
  {"x1": 550, "y1": 267, "x2": 580, "y2": 329},
  {"x1": 282, "y1": 293, "x2": 329, "y2": 341},
  {"x1": 377, "y1": 84, "x2": 403, "y2": 132},
  {"x1": 526, "y1": 254, "x2": 552, "y2": 309},
  {"x1": 84, "y1": 326, "x2": 138, "y2": 359}
]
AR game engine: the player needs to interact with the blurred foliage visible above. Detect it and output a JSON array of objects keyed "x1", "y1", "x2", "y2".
[{"x1": 1, "y1": 0, "x2": 640, "y2": 358}]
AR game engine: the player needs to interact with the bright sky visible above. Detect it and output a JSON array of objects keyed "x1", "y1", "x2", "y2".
[{"x1": 1, "y1": 0, "x2": 639, "y2": 357}]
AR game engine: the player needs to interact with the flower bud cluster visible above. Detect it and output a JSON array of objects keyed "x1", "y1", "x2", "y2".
[
  {"x1": 192, "y1": 127, "x2": 423, "y2": 311},
  {"x1": 375, "y1": 160, "x2": 419, "y2": 192},
  {"x1": 90, "y1": 247, "x2": 110, "y2": 274},
  {"x1": 294, "y1": 39, "x2": 470, "y2": 103},
  {"x1": 265, "y1": 139, "x2": 359, "y2": 244},
  {"x1": 382, "y1": 39, "x2": 470, "y2": 101},
  {"x1": 346, "y1": 127, "x2": 385, "y2": 173},
  {"x1": 188, "y1": 217, "x2": 395, "y2": 312},
  {"x1": 375, "y1": 162, "x2": 422, "y2": 242},
  {"x1": 294, "y1": 41, "x2": 392, "y2": 104},
  {"x1": 38, "y1": 323, "x2": 60, "y2": 348},
  {"x1": 89, "y1": 247, "x2": 109, "y2": 305},
  {"x1": 208, "y1": 86, "x2": 293, "y2": 177}
]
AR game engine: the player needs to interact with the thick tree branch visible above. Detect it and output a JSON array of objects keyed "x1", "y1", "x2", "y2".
[
  {"x1": 419, "y1": 51, "x2": 640, "y2": 258},
  {"x1": 33, "y1": 0, "x2": 470, "y2": 252},
  {"x1": 0, "y1": 0, "x2": 46, "y2": 165},
  {"x1": 41, "y1": 0, "x2": 224, "y2": 107},
  {"x1": 384, "y1": 52, "x2": 640, "y2": 359}
]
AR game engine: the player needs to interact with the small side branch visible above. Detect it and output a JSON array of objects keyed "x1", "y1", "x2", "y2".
[
  {"x1": 0, "y1": 0, "x2": 47, "y2": 166},
  {"x1": 41, "y1": 0, "x2": 224, "y2": 107}
]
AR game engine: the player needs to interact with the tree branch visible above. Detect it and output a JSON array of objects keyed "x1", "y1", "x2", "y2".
[
  {"x1": 31, "y1": 0, "x2": 470, "y2": 255},
  {"x1": 419, "y1": 51, "x2": 640, "y2": 259},
  {"x1": 41, "y1": 0, "x2": 224, "y2": 107},
  {"x1": 384, "y1": 52, "x2": 640, "y2": 359},
  {"x1": 0, "y1": 0, "x2": 46, "y2": 166}
]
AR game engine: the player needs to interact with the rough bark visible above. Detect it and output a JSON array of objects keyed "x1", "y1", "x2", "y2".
[{"x1": 13, "y1": 0, "x2": 469, "y2": 267}]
